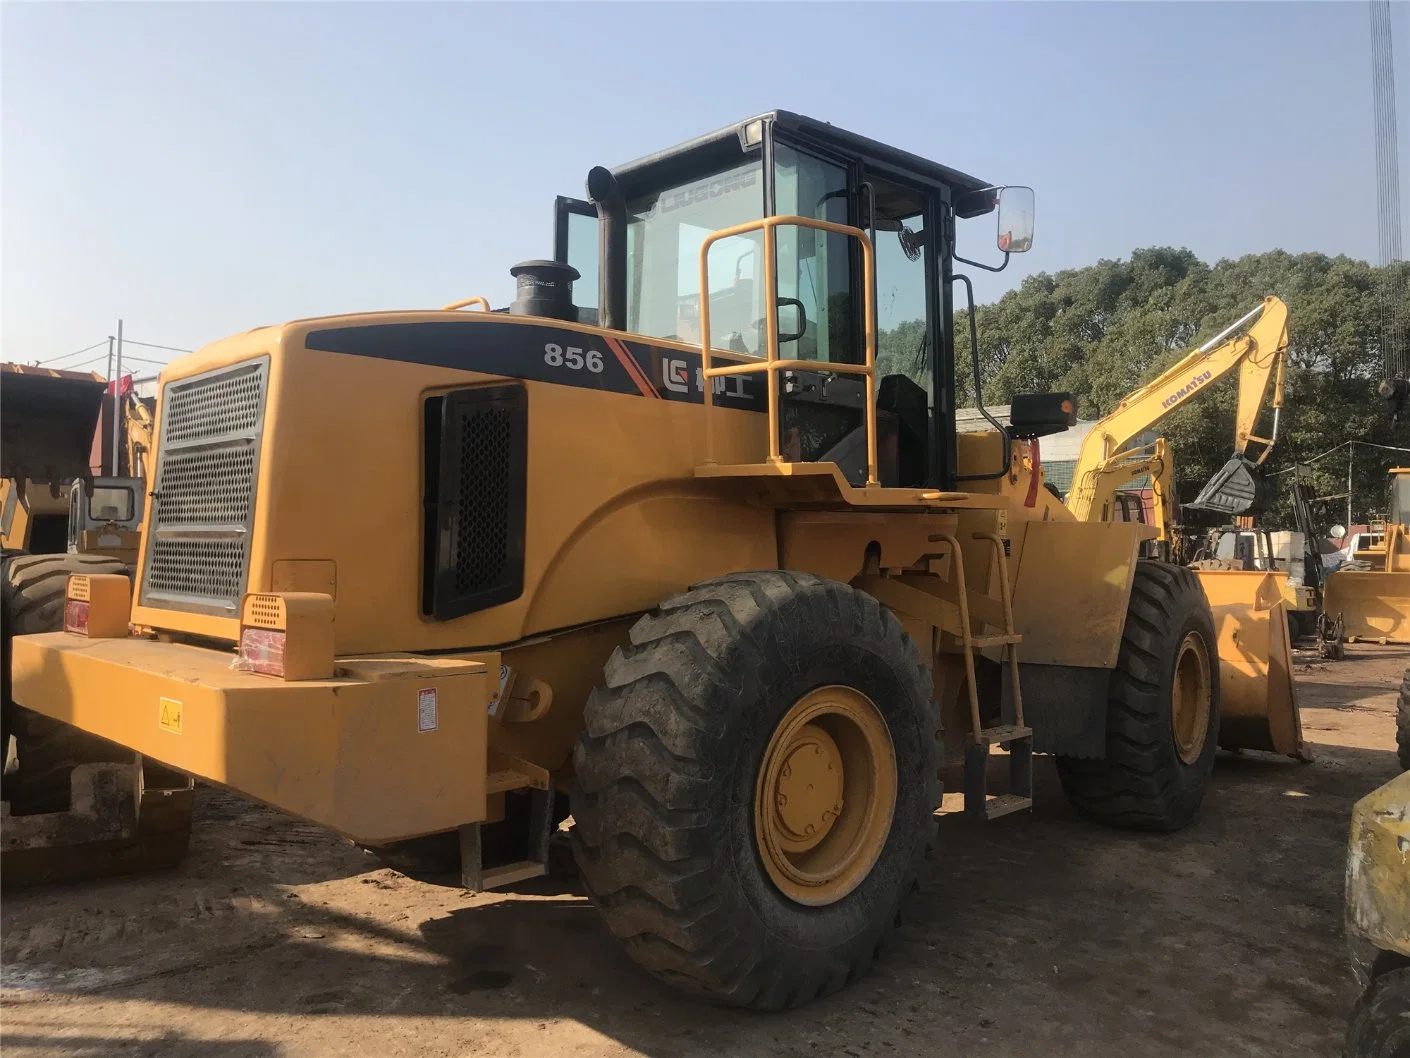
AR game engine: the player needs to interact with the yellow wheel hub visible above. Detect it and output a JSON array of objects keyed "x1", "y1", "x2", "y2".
[
  {"x1": 1171, "y1": 631, "x2": 1212, "y2": 765},
  {"x1": 754, "y1": 686, "x2": 897, "y2": 907}
]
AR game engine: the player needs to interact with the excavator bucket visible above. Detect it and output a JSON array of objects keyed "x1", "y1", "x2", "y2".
[
  {"x1": 1322, "y1": 570, "x2": 1410, "y2": 644},
  {"x1": 1186, "y1": 455, "x2": 1270, "y2": 515},
  {"x1": 1194, "y1": 568, "x2": 1309, "y2": 759}
]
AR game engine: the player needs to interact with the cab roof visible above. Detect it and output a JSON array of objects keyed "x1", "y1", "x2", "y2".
[{"x1": 609, "y1": 110, "x2": 997, "y2": 219}]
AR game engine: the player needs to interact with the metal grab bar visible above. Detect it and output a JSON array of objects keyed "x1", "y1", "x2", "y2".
[
  {"x1": 697, "y1": 215, "x2": 878, "y2": 488},
  {"x1": 441, "y1": 296, "x2": 491, "y2": 312}
]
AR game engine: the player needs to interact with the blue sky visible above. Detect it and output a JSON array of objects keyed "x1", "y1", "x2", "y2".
[{"x1": 3, "y1": 1, "x2": 1406, "y2": 372}]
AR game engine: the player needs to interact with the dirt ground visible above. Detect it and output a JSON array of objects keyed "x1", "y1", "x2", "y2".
[{"x1": 2, "y1": 646, "x2": 1406, "y2": 1058}]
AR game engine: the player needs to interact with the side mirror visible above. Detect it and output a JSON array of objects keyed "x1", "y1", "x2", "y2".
[{"x1": 996, "y1": 186, "x2": 1034, "y2": 254}]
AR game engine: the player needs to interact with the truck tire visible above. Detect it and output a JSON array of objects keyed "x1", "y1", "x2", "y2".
[
  {"x1": 1397, "y1": 671, "x2": 1410, "y2": 773},
  {"x1": 571, "y1": 570, "x2": 939, "y2": 1011},
  {"x1": 1344, "y1": 967, "x2": 1410, "y2": 1058},
  {"x1": 3, "y1": 552, "x2": 132, "y2": 814},
  {"x1": 1056, "y1": 560, "x2": 1220, "y2": 832}
]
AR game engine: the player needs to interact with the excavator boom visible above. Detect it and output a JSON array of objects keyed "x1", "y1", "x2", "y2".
[{"x1": 1067, "y1": 296, "x2": 1289, "y2": 522}]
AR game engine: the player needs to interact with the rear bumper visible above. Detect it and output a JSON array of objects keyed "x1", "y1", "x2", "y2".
[{"x1": 10, "y1": 632, "x2": 488, "y2": 844}]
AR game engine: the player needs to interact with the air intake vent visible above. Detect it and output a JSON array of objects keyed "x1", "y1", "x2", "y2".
[
  {"x1": 139, "y1": 358, "x2": 269, "y2": 616},
  {"x1": 423, "y1": 384, "x2": 528, "y2": 620}
]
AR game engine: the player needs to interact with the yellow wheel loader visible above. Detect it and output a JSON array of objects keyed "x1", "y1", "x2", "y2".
[
  {"x1": 9, "y1": 112, "x2": 1306, "y2": 1007},
  {"x1": 1323, "y1": 469, "x2": 1410, "y2": 644},
  {"x1": 1, "y1": 362, "x2": 193, "y2": 887}
]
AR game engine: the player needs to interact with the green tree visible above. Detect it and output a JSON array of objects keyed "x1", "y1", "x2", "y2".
[{"x1": 881, "y1": 249, "x2": 1410, "y2": 526}]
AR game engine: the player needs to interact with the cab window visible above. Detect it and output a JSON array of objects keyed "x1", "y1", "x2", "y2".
[
  {"x1": 772, "y1": 145, "x2": 852, "y2": 364},
  {"x1": 625, "y1": 159, "x2": 764, "y2": 352},
  {"x1": 90, "y1": 485, "x2": 134, "y2": 523}
]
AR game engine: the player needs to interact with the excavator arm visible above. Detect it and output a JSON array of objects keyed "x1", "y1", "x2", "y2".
[
  {"x1": 1075, "y1": 437, "x2": 1175, "y2": 544},
  {"x1": 1067, "y1": 296, "x2": 1289, "y2": 522},
  {"x1": 122, "y1": 392, "x2": 155, "y2": 482}
]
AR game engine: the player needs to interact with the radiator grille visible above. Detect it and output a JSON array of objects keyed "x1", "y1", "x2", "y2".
[
  {"x1": 139, "y1": 359, "x2": 269, "y2": 615},
  {"x1": 451, "y1": 404, "x2": 514, "y2": 596},
  {"x1": 425, "y1": 384, "x2": 527, "y2": 620}
]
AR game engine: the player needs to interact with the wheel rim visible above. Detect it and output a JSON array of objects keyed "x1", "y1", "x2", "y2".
[
  {"x1": 754, "y1": 685, "x2": 897, "y2": 907},
  {"x1": 1170, "y1": 631, "x2": 1212, "y2": 765}
]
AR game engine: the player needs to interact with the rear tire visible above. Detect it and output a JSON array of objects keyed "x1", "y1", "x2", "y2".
[
  {"x1": 1056, "y1": 560, "x2": 1220, "y2": 831},
  {"x1": 571, "y1": 570, "x2": 939, "y2": 1011},
  {"x1": 1344, "y1": 967, "x2": 1410, "y2": 1058},
  {"x1": 1396, "y1": 671, "x2": 1409, "y2": 773},
  {"x1": 3, "y1": 553, "x2": 133, "y2": 814}
]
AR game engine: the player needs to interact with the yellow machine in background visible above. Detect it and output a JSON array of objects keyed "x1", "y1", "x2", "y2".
[
  {"x1": 1067, "y1": 295, "x2": 1289, "y2": 525},
  {"x1": 1323, "y1": 468, "x2": 1410, "y2": 644},
  {"x1": 1342, "y1": 769, "x2": 1410, "y2": 1057},
  {"x1": 1062, "y1": 299, "x2": 1304, "y2": 755},
  {"x1": 1, "y1": 362, "x2": 192, "y2": 887},
  {"x1": 9, "y1": 112, "x2": 1307, "y2": 1004}
]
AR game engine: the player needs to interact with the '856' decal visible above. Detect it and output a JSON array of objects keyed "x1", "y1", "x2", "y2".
[{"x1": 544, "y1": 343, "x2": 604, "y2": 373}]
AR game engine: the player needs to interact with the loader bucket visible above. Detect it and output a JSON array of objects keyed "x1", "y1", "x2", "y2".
[
  {"x1": 1321, "y1": 570, "x2": 1410, "y2": 644},
  {"x1": 1186, "y1": 455, "x2": 1270, "y2": 515},
  {"x1": 0, "y1": 364, "x2": 106, "y2": 485},
  {"x1": 1194, "y1": 568, "x2": 1309, "y2": 760}
]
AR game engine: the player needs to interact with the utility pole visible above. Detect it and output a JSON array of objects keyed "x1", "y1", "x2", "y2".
[
  {"x1": 111, "y1": 319, "x2": 123, "y2": 475},
  {"x1": 1348, "y1": 443, "x2": 1354, "y2": 530},
  {"x1": 1372, "y1": 1, "x2": 1405, "y2": 387}
]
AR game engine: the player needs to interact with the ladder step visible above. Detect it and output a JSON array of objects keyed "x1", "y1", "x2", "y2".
[
  {"x1": 968, "y1": 633, "x2": 1022, "y2": 647},
  {"x1": 479, "y1": 861, "x2": 548, "y2": 889},
  {"x1": 972, "y1": 724, "x2": 1032, "y2": 746},
  {"x1": 983, "y1": 794, "x2": 1034, "y2": 820}
]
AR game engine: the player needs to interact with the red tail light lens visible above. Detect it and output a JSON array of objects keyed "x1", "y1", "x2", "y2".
[
  {"x1": 239, "y1": 627, "x2": 288, "y2": 677},
  {"x1": 64, "y1": 599, "x2": 90, "y2": 635}
]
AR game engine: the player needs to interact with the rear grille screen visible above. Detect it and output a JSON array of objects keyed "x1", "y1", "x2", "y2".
[
  {"x1": 139, "y1": 358, "x2": 269, "y2": 616},
  {"x1": 423, "y1": 384, "x2": 527, "y2": 620}
]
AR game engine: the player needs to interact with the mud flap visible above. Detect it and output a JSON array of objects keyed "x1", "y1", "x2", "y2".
[
  {"x1": 1194, "y1": 569, "x2": 1309, "y2": 760},
  {"x1": 0, "y1": 760, "x2": 195, "y2": 888},
  {"x1": 1186, "y1": 455, "x2": 1270, "y2": 515},
  {"x1": 1322, "y1": 570, "x2": 1410, "y2": 644}
]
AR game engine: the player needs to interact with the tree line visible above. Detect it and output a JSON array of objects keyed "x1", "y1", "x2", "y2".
[{"x1": 879, "y1": 248, "x2": 1410, "y2": 530}]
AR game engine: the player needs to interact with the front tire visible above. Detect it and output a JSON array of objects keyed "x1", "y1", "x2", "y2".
[
  {"x1": 1056, "y1": 561, "x2": 1220, "y2": 831},
  {"x1": 1345, "y1": 967, "x2": 1410, "y2": 1058},
  {"x1": 3, "y1": 553, "x2": 131, "y2": 813},
  {"x1": 571, "y1": 570, "x2": 939, "y2": 1011}
]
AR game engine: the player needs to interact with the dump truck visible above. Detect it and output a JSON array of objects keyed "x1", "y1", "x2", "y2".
[
  {"x1": 9, "y1": 111, "x2": 1307, "y2": 1007},
  {"x1": 1, "y1": 362, "x2": 193, "y2": 887},
  {"x1": 1323, "y1": 468, "x2": 1410, "y2": 644}
]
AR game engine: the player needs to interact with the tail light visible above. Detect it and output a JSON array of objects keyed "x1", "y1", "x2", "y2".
[
  {"x1": 237, "y1": 592, "x2": 334, "y2": 680},
  {"x1": 64, "y1": 573, "x2": 131, "y2": 638}
]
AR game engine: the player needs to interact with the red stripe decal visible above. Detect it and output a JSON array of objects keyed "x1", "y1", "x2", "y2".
[{"x1": 606, "y1": 336, "x2": 660, "y2": 398}]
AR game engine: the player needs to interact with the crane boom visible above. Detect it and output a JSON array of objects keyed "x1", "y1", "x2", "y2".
[{"x1": 1067, "y1": 295, "x2": 1289, "y2": 521}]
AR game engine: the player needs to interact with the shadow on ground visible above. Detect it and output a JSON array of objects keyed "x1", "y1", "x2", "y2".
[{"x1": 5, "y1": 735, "x2": 1397, "y2": 1058}]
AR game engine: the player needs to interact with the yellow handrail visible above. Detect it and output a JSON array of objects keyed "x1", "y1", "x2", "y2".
[
  {"x1": 441, "y1": 296, "x2": 491, "y2": 312},
  {"x1": 697, "y1": 215, "x2": 878, "y2": 487}
]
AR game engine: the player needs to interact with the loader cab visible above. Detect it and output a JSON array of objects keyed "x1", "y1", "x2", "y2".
[
  {"x1": 65, "y1": 476, "x2": 142, "y2": 561},
  {"x1": 554, "y1": 110, "x2": 1032, "y2": 492}
]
